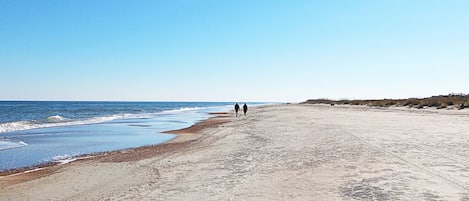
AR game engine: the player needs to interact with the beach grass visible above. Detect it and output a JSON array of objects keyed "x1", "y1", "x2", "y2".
[{"x1": 302, "y1": 94, "x2": 469, "y2": 110}]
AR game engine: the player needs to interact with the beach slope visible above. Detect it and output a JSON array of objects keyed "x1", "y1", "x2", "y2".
[{"x1": 2, "y1": 104, "x2": 469, "y2": 200}]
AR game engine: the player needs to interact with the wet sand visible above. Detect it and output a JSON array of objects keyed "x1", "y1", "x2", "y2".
[
  {"x1": 0, "y1": 112, "x2": 231, "y2": 188},
  {"x1": 2, "y1": 104, "x2": 469, "y2": 200}
]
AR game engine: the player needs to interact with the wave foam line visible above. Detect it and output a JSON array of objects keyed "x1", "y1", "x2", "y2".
[
  {"x1": 0, "y1": 113, "x2": 150, "y2": 133},
  {"x1": 45, "y1": 115, "x2": 67, "y2": 122},
  {"x1": 160, "y1": 106, "x2": 215, "y2": 114},
  {"x1": 0, "y1": 105, "x2": 231, "y2": 134},
  {"x1": 0, "y1": 140, "x2": 28, "y2": 150}
]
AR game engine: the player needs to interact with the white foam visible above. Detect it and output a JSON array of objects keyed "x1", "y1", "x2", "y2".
[
  {"x1": 161, "y1": 106, "x2": 221, "y2": 114},
  {"x1": 52, "y1": 154, "x2": 94, "y2": 165},
  {"x1": 52, "y1": 154, "x2": 72, "y2": 161},
  {"x1": 46, "y1": 115, "x2": 67, "y2": 122},
  {"x1": 161, "y1": 107, "x2": 211, "y2": 114},
  {"x1": 51, "y1": 154, "x2": 75, "y2": 164},
  {"x1": 0, "y1": 114, "x2": 148, "y2": 133},
  {"x1": 0, "y1": 139, "x2": 28, "y2": 150},
  {"x1": 0, "y1": 121, "x2": 35, "y2": 133},
  {"x1": 0, "y1": 105, "x2": 236, "y2": 134}
]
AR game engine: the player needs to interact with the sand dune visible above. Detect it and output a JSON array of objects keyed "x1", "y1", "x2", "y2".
[{"x1": 2, "y1": 104, "x2": 469, "y2": 200}]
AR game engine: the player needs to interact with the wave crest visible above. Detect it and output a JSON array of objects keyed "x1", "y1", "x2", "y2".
[
  {"x1": 0, "y1": 106, "x2": 218, "y2": 134},
  {"x1": 0, "y1": 139, "x2": 28, "y2": 150},
  {"x1": 161, "y1": 107, "x2": 208, "y2": 114},
  {"x1": 0, "y1": 114, "x2": 136, "y2": 133},
  {"x1": 46, "y1": 115, "x2": 67, "y2": 122}
]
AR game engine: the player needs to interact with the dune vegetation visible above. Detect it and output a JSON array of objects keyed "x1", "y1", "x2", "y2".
[{"x1": 303, "y1": 94, "x2": 469, "y2": 110}]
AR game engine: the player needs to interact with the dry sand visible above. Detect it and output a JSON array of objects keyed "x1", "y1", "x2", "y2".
[{"x1": 1, "y1": 104, "x2": 469, "y2": 200}]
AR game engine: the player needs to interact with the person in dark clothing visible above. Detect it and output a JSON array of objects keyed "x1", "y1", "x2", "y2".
[
  {"x1": 234, "y1": 103, "x2": 240, "y2": 117},
  {"x1": 243, "y1": 103, "x2": 248, "y2": 116}
]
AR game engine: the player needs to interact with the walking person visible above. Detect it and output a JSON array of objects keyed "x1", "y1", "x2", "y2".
[
  {"x1": 234, "y1": 103, "x2": 240, "y2": 117},
  {"x1": 243, "y1": 103, "x2": 248, "y2": 116}
]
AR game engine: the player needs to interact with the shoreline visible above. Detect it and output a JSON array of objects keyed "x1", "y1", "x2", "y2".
[
  {"x1": 2, "y1": 104, "x2": 469, "y2": 200},
  {"x1": 0, "y1": 111, "x2": 233, "y2": 188},
  {"x1": 1, "y1": 103, "x2": 462, "y2": 184}
]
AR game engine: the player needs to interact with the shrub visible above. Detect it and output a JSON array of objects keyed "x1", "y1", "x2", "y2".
[
  {"x1": 302, "y1": 94, "x2": 469, "y2": 110},
  {"x1": 428, "y1": 102, "x2": 441, "y2": 107}
]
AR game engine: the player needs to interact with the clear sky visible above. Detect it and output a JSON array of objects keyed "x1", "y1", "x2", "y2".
[{"x1": 1, "y1": 0, "x2": 468, "y2": 102}]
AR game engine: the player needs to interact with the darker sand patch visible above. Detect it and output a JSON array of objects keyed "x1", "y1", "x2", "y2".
[
  {"x1": 0, "y1": 164, "x2": 62, "y2": 189},
  {"x1": 209, "y1": 112, "x2": 230, "y2": 115},
  {"x1": 163, "y1": 113, "x2": 231, "y2": 134},
  {"x1": 95, "y1": 140, "x2": 197, "y2": 163}
]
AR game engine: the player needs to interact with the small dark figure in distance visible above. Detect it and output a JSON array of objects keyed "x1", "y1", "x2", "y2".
[
  {"x1": 331, "y1": 103, "x2": 335, "y2": 107},
  {"x1": 243, "y1": 103, "x2": 248, "y2": 116},
  {"x1": 235, "y1": 103, "x2": 240, "y2": 117}
]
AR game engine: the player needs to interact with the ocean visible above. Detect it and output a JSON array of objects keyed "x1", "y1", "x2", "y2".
[{"x1": 0, "y1": 101, "x2": 257, "y2": 171}]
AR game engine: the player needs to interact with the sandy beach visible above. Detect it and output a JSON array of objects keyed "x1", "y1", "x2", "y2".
[{"x1": 2, "y1": 104, "x2": 469, "y2": 200}]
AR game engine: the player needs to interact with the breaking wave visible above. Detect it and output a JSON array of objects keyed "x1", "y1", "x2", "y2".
[
  {"x1": 46, "y1": 115, "x2": 67, "y2": 122},
  {"x1": 0, "y1": 114, "x2": 142, "y2": 134},
  {"x1": 0, "y1": 106, "x2": 213, "y2": 134},
  {"x1": 0, "y1": 139, "x2": 28, "y2": 150},
  {"x1": 160, "y1": 106, "x2": 216, "y2": 114}
]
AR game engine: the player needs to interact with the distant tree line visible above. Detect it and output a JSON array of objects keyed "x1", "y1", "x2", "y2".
[{"x1": 302, "y1": 94, "x2": 469, "y2": 110}]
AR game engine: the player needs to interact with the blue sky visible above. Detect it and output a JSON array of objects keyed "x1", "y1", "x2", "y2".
[{"x1": 1, "y1": 0, "x2": 468, "y2": 102}]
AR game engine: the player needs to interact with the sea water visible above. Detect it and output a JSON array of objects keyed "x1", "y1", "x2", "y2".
[{"x1": 0, "y1": 101, "x2": 260, "y2": 171}]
